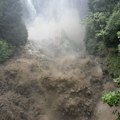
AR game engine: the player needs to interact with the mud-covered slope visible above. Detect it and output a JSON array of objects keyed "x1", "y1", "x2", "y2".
[{"x1": 0, "y1": 51, "x2": 103, "y2": 120}]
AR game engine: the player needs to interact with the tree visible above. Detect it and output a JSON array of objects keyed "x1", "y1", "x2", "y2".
[
  {"x1": 0, "y1": 40, "x2": 15, "y2": 63},
  {"x1": 104, "y1": 3, "x2": 120, "y2": 47},
  {"x1": 0, "y1": 0, "x2": 28, "y2": 46}
]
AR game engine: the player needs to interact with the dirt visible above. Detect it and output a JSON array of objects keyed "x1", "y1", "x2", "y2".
[
  {"x1": 95, "y1": 101, "x2": 116, "y2": 120},
  {"x1": 0, "y1": 49, "x2": 114, "y2": 120}
]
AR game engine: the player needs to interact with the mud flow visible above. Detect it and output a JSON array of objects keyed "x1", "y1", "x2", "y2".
[
  {"x1": 0, "y1": 49, "x2": 105, "y2": 120},
  {"x1": 0, "y1": 0, "x2": 115, "y2": 120}
]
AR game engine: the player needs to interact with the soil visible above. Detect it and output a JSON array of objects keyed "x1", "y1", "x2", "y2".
[{"x1": 0, "y1": 49, "x2": 115, "y2": 120}]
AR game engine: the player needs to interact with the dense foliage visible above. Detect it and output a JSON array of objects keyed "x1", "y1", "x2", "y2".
[
  {"x1": 0, "y1": 40, "x2": 15, "y2": 63},
  {"x1": 0, "y1": 0, "x2": 28, "y2": 46},
  {"x1": 0, "y1": 0, "x2": 27, "y2": 63},
  {"x1": 86, "y1": 0, "x2": 120, "y2": 76},
  {"x1": 86, "y1": 0, "x2": 120, "y2": 54},
  {"x1": 86, "y1": 1, "x2": 120, "y2": 119}
]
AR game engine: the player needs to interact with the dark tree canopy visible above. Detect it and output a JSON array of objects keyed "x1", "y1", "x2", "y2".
[
  {"x1": 86, "y1": 0, "x2": 120, "y2": 54},
  {"x1": 0, "y1": 0, "x2": 28, "y2": 46}
]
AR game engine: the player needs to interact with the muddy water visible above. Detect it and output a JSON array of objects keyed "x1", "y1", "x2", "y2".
[
  {"x1": 0, "y1": 1, "x2": 113, "y2": 118},
  {"x1": 0, "y1": 47, "x2": 115, "y2": 120},
  {"x1": 0, "y1": 49, "x2": 103, "y2": 119},
  {"x1": 95, "y1": 81, "x2": 116, "y2": 120},
  {"x1": 0, "y1": 0, "x2": 114, "y2": 119},
  {"x1": 96, "y1": 102, "x2": 116, "y2": 120}
]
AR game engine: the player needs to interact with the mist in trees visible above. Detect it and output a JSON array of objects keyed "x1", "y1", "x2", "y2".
[
  {"x1": 0, "y1": 0, "x2": 28, "y2": 46},
  {"x1": 0, "y1": 0, "x2": 27, "y2": 62}
]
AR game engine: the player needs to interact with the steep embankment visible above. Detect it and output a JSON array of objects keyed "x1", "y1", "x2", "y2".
[{"x1": 0, "y1": 48, "x2": 106, "y2": 120}]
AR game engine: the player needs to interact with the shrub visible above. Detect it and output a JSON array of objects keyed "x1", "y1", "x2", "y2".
[
  {"x1": 102, "y1": 76, "x2": 120, "y2": 120},
  {"x1": 106, "y1": 55, "x2": 120, "y2": 77},
  {"x1": 0, "y1": 40, "x2": 15, "y2": 63},
  {"x1": 105, "y1": 9, "x2": 120, "y2": 47},
  {"x1": 117, "y1": 32, "x2": 120, "y2": 55}
]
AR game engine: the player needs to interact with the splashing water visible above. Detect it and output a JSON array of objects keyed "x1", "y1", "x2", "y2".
[
  {"x1": 23, "y1": 0, "x2": 88, "y2": 58},
  {"x1": 27, "y1": 0, "x2": 37, "y2": 18}
]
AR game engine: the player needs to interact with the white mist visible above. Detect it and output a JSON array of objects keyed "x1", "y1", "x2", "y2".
[{"x1": 24, "y1": 0, "x2": 88, "y2": 57}]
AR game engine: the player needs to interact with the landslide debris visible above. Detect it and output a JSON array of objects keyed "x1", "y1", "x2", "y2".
[{"x1": 0, "y1": 53, "x2": 103, "y2": 120}]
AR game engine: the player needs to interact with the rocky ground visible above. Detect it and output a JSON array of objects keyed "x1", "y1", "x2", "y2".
[{"x1": 0, "y1": 49, "x2": 115, "y2": 120}]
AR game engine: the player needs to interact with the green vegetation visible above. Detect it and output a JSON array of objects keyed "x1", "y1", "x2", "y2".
[
  {"x1": 86, "y1": 0, "x2": 120, "y2": 55},
  {"x1": 102, "y1": 76, "x2": 120, "y2": 120},
  {"x1": 102, "y1": 89, "x2": 120, "y2": 107},
  {"x1": 118, "y1": 32, "x2": 120, "y2": 54},
  {"x1": 106, "y1": 55, "x2": 120, "y2": 77},
  {"x1": 0, "y1": 0, "x2": 28, "y2": 46},
  {"x1": 86, "y1": 0, "x2": 120, "y2": 76},
  {"x1": 0, "y1": 40, "x2": 15, "y2": 63},
  {"x1": 0, "y1": 0, "x2": 27, "y2": 63},
  {"x1": 86, "y1": 0, "x2": 120, "y2": 119}
]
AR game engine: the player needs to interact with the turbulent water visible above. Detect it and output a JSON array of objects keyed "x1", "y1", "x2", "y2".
[
  {"x1": 0, "y1": 1, "x2": 114, "y2": 120},
  {"x1": 21, "y1": 0, "x2": 88, "y2": 57}
]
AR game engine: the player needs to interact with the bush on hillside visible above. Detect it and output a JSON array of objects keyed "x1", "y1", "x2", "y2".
[
  {"x1": 102, "y1": 76, "x2": 120, "y2": 120},
  {"x1": 0, "y1": 40, "x2": 15, "y2": 63}
]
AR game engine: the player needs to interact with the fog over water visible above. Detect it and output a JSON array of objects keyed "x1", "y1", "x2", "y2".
[{"x1": 21, "y1": 0, "x2": 88, "y2": 57}]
